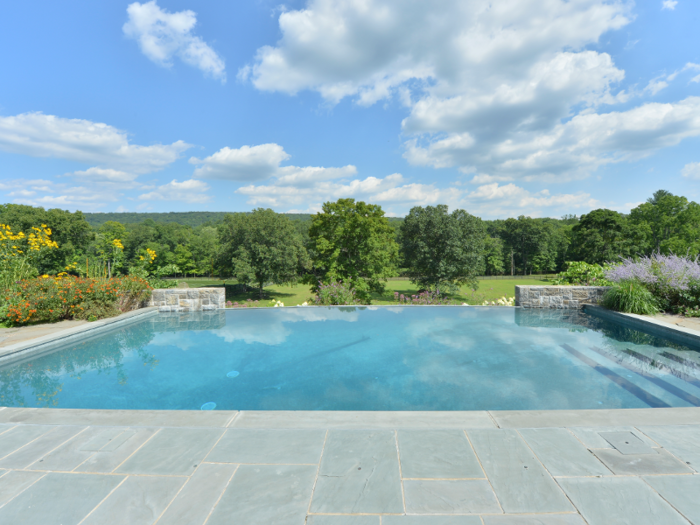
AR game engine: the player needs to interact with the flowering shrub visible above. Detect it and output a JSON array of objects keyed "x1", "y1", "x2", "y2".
[
  {"x1": 605, "y1": 253, "x2": 700, "y2": 311},
  {"x1": 0, "y1": 224, "x2": 58, "y2": 292},
  {"x1": 226, "y1": 299, "x2": 261, "y2": 308},
  {"x1": 314, "y1": 281, "x2": 359, "y2": 305},
  {"x1": 552, "y1": 261, "x2": 612, "y2": 286},
  {"x1": 393, "y1": 289, "x2": 458, "y2": 305},
  {"x1": 482, "y1": 296, "x2": 515, "y2": 306},
  {"x1": 3, "y1": 276, "x2": 151, "y2": 326}
]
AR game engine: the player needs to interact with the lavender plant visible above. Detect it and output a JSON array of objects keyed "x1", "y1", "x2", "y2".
[{"x1": 605, "y1": 253, "x2": 700, "y2": 311}]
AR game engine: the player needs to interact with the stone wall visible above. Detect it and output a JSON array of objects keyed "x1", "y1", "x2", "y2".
[
  {"x1": 149, "y1": 287, "x2": 225, "y2": 312},
  {"x1": 515, "y1": 285, "x2": 609, "y2": 309}
]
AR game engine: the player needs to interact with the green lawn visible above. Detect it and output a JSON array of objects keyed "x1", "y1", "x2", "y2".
[{"x1": 178, "y1": 277, "x2": 550, "y2": 306}]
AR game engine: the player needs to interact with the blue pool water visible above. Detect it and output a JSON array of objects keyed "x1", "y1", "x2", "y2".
[{"x1": 1, "y1": 307, "x2": 700, "y2": 411}]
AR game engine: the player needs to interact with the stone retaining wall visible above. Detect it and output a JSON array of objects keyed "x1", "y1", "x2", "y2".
[
  {"x1": 149, "y1": 287, "x2": 225, "y2": 312},
  {"x1": 515, "y1": 285, "x2": 609, "y2": 309}
]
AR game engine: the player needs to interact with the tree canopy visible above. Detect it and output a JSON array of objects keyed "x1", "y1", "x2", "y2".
[
  {"x1": 306, "y1": 198, "x2": 398, "y2": 302},
  {"x1": 400, "y1": 205, "x2": 485, "y2": 292},
  {"x1": 217, "y1": 208, "x2": 309, "y2": 297}
]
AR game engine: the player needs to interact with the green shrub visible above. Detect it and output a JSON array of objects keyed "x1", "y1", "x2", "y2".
[
  {"x1": 602, "y1": 280, "x2": 659, "y2": 315},
  {"x1": 552, "y1": 261, "x2": 612, "y2": 286}
]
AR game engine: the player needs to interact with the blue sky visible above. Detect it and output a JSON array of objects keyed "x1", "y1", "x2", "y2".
[{"x1": 0, "y1": 0, "x2": 698, "y2": 219}]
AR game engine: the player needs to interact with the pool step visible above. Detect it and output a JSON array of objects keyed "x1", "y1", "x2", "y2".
[
  {"x1": 589, "y1": 346, "x2": 700, "y2": 408},
  {"x1": 561, "y1": 344, "x2": 700, "y2": 409}
]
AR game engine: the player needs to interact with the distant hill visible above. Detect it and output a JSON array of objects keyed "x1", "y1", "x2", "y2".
[
  {"x1": 84, "y1": 211, "x2": 406, "y2": 228},
  {"x1": 83, "y1": 211, "x2": 320, "y2": 228}
]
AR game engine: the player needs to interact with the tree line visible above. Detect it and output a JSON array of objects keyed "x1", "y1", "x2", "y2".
[{"x1": 1, "y1": 189, "x2": 697, "y2": 295}]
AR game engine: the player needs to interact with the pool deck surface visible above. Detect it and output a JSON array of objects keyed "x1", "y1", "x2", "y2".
[{"x1": 0, "y1": 407, "x2": 699, "y2": 525}]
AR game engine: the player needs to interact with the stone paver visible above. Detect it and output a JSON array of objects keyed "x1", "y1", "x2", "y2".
[
  {"x1": 481, "y1": 515, "x2": 585, "y2": 525},
  {"x1": 638, "y1": 425, "x2": 700, "y2": 471},
  {"x1": 518, "y1": 428, "x2": 610, "y2": 476},
  {"x1": 156, "y1": 463, "x2": 237, "y2": 525},
  {"x1": 403, "y1": 479, "x2": 501, "y2": 514},
  {"x1": 597, "y1": 431, "x2": 655, "y2": 454},
  {"x1": 207, "y1": 464, "x2": 317, "y2": 525},
  {"x1": 115, "y1": 428, "x2": 223, "y2": 476},
  {"x1": 0, "y1": 411, "x2": 697, "y2": 524},
  {"x1": 81, "y1": 475, "x2": 185, "y2": 525},
  {"x1": 206, "y1": 428, "x2": 326, "y2": 464},
  {"x1": 643, "y1": 475, "x2": 700, "y2": 524},
  {"x1": 568, "y1": 426, "x2": 657, "y2": 449},
  {"x1": 383, "y1": 518, "x2": 482, "y2": 524},
  {"x1": 0, "y1": 472, "x2": 125, "y2": 525},
  {"x1": 591, "y1": 448, "x2": 693, "y2": 475},
  {"x1": 310, "y1": 430, "x2": 404, "y2": 514},
  {"x1": 397, "y1": 430, "x2": 484, "y2": 479},
  {"x1": 558, "y1": 476, "x2": 689, "y2": 525},
  {"x1": 467, "y1": 429, "x2": 573, "y2": 514},
  {"x1": 307, "y1": 517, "x2": 379, "y2": 524}
]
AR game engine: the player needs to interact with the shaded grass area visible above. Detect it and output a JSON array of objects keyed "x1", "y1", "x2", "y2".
[{"x1": 178, "y1": 277, "x2": 550, "y2": 306}]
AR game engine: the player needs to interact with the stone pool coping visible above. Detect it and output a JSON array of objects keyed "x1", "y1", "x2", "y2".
[{"x1": 1, "y1": 406, "x2": 700, "y2": 428}]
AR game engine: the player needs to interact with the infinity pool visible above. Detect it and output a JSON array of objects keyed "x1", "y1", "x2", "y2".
[{"x1": 1, "y1": 307, "x2": 699, "y2": 411}]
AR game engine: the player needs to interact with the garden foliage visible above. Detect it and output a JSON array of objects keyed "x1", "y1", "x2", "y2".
[
  {"x1": 552, "y1": 261, "x2": 612, "y2": 286},
  {"x1": 3, "y1": 276, "x2": 151, "y2": 325},
  {"x1": 602, "y1": 280, "x2": 659, "y2": 315},
  {"x1": 605, "y1": 253, "x2": 700, "y2": 311},
  {"x1": 393, "y1": 290, "x2": 458, "y2": 305},
  {"x1": 313, "y1": 281, "x2": 359, "y2": 305}
]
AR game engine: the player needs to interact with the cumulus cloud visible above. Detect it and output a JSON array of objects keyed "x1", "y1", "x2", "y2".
[
  {"x1": 0, "y1": 112, "x2": 189, "y2": 174},
  {"x1": 682, "y1": 162, "x2": 700, "y2": 180},
  {"x1": 190, "y1": 143, "x2": 290, "y2": 181},
  {"x1": 70, "y1": 167, "x2": 138, "y2": 183},
  {"x1": 241, "y1": 0, "x2": 700, "y2": 183},
  {"x1": 406, "y1": 97, "x2": 700, "y2": 181},
  {"x1": 662, "y1": 0, "x2": 678, "y2": 10},
  {"x1": 123, "y1": 0, "x2": 226, "y2": 82},
  {"x1": 138, "y1": 179, "x2": 210, "y2": 203},
  {"x1": 244, "y1": 0, "x2": 630, "y2": 104},
  {"x1": 191, "y1": 143, "x2": 358, "y2": 185},
  {"x1": 0, "y1": 178, "x2": 125, "y2": 210}
]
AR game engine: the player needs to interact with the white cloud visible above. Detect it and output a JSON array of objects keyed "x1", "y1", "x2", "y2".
[
  {"x1": 191, "y1": 143, "x2": 358, "y2": 185},
  {"x1": 682, "y1": 162, "x2": 700, "y2": 180},
  {"x1": 244, "y1": 0, "x2": 630, "y2": 105},
  {"x1": 190, "y1": 143, "x2": 290, "y2": 181},
  {"x1": 644, "y1": 77, "x2": 669, "y2": 96},
  {"x1": 406, "y1": 96, "x2": 700, "y2": 181},
  {"x1": 123, "y1": 0, "x2": 226, "y2": 82},
  {"x1": 138, "y1": 179, "x2": 210, "y2": 203},
  {"x1": 0, "y1": 112, "x2": 189, "y2": 174},
  {"x1": 1, "y1": 179, "x2": 125, "y2": 210},
  {"x1": 70, "y1": 167, "x2": 138, "y2": 183},
  {"x1": 662, "y1": 0, "x2": 678, "y2": 10}
]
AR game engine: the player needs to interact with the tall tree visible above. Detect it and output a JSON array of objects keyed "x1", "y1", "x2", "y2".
[
  {"x1": 501, "y1": 216, "x2": 549, "y2": 275},
  {"x1": 568, "y1": 209, "x2": 645, "y2": 264},
  {"x1": 218, "y1": 209, "x2": 308, "y2": 297},
  {"x1": 483, "y1": 236, "x2": 506, "y2": 276},
  {"x1": 400, "y1": 205, "x2": 485, "y2": 292},
  {"x1": 307, "y1": 198, "x2": 398, "y2": 302},
  {"x1": 629, "y1": 192, "x2": 700, "y2": 254}
]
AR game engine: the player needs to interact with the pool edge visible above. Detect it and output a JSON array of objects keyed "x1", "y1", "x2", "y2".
[{"x1": 1, "y1": 407, "x2": 699, "y2": 429}]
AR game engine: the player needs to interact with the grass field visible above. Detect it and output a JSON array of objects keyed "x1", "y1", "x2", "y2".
[{"x1": 177, "y1": 277, "x2": 551, "y2": 306}]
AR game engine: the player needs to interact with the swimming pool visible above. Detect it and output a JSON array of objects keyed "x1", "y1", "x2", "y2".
[{"x1": 1, "y1": 307, "x2": 699, "y2": 411}]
